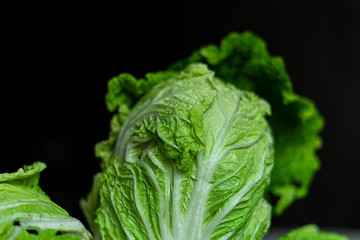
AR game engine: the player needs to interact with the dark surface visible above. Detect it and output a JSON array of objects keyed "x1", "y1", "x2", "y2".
[{"x1": 2, "y1": 1, "x2": 360, "y2": 230}]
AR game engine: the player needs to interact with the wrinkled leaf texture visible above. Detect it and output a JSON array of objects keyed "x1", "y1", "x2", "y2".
[
  {"x1": 84, "y1": 31, "x2": 325, "y2": 240},
  {"x1": 96, "y1": 31, "x2": 324, "y2": 215},
  {"x1": 95, "y1": 64, "x2": 274, "y2": 239}
]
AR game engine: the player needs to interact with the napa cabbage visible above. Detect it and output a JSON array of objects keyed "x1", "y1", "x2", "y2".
[{"x1": 2, "y1": 31, "x2": 349, "y2": 240}]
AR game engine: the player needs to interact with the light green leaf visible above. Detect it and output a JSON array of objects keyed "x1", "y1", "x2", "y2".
[
  {"x1": 96, "y1": 64, "x2": 274, "y2": 240},
  {"x1": 0, "y1": 161, "x2": 46, "y2": 193},
  {"x1": 0, "y1": 162, "x2": 92, "y2": 240}
]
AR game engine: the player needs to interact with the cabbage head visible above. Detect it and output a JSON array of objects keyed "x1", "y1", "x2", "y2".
[{"x1": 87, "y1": 63, "x2": 274, "y2": 240}]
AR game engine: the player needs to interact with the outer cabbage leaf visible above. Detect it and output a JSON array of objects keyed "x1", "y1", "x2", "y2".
[
  {"x1": 0, "y1": 162, "x2": 92, "y2": 240},
  {"x1": 0, "y1": 161, "x2": 46, "y2": 193},
  {"x1": 96, "y1": 64, "x2": 274, "y2": 240},
  {"x1": 279, "y1": 224, "x2": 349, "y2": 240}
]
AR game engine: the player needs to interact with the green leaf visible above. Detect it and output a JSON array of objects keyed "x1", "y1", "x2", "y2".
[
  {"x1": 279, "y1": 224, "x2": 349, "y2": 240},
  {"x1": 96, "y1": 64, "x2": 274, "y2": 240},
  {"x1": 0, "y1": 161, "x2": 46, "y2": 193},
  {"x1": 96, "y1": 70, "x2": 178, "y2": 170},
  {"x1": 0, "y1": 162, "x2": 92, "y2": 240}
]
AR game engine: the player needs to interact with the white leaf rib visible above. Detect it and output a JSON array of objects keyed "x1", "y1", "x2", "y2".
[
  {"x1": 147, "y1": 151, "x2": 168, "y2": 176},
  {"x1": 147, "y1": 150, "x2": 173, "y2": 240},
  {"x1": 180, "y1": 96, "x2": 242, "y2": 240},
  {"x1": 172, "y1": 167, "x2": 183, "y2": 240},
  {"x1": 0, "y1": 202, "x2": 61, "y2": 212},
  {"x1": 249, "y1": 223, "x2": 261, "y2": 240},
  {"x1": 216, "y1": 134, "x2": 264, "y2": 164},
  {"x1": 201, "y1": 138, "x2": 260, "y2": 223},
  {"x1": 138, "y1": 160, "x2": 167, "y2": 240},
  {"x1": 9, "y1": 226, "x2": 21, "y2": 240},
  {"x1": 205, "y1": 158, "x2": 253, "y2": 212},
  {"x1": 125, "y1": 164, "x2": 156, "y2": 240},
  {"x1": 20, "y1": 217, "x2": 91, "y2": 237},
  {"x1": 218, "y1": 229, "x2": 237, "y2": 240},
  {"x1": 209, "y1": 150, "x2": 251, "y2": 191}
]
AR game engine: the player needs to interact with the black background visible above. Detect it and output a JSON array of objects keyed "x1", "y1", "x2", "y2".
[{"x1": 2, "y1": 1, "x2": 360, "y2": 231}]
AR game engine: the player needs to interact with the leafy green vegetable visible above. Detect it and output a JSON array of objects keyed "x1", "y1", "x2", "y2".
[
  {"x1": 0, "y1": 162, "x2": 92, "y2": 240},
  {"x1": 82, "y1": 31, "x2": 326, "y2": 239},
  {"x1": 94, "y1": 32, "x2": 324, "y2": 216},
  {"x1": 279, "y1": 224, "x2": 349, "y2": 240},
  {"x1": 1, "y1": 31, "x2": 347, "y2": 240},
  {"x1": 94, "y1": 63, "x2": 274, "y2": 239}
]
